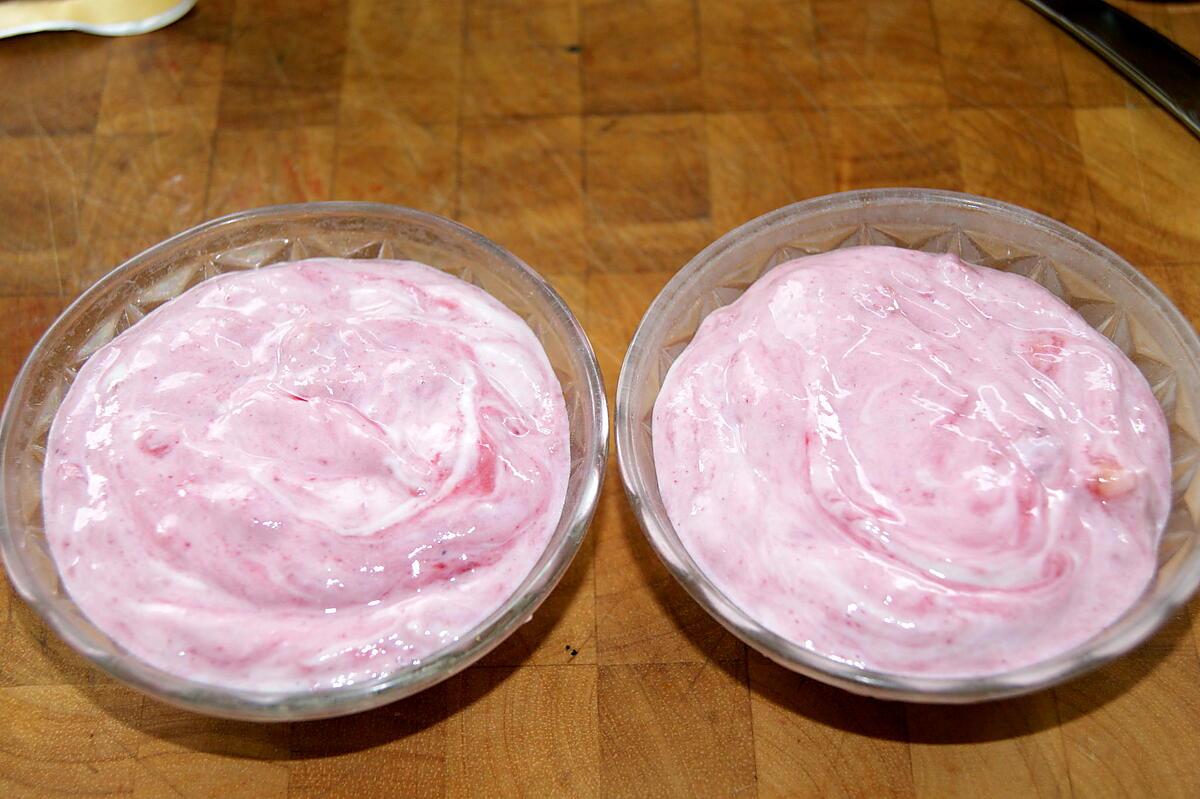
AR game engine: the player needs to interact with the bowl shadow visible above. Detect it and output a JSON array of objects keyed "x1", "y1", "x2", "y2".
[
  {"x1": 621, "y1": 499, "x2": 1192, "y2": 745},
  {"x1": 66, "y1": 538, "x2": 595, "y2": 760}
]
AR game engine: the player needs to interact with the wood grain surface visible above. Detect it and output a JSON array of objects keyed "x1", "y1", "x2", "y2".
[{"x1": 2, "y1": 1, "x2": 1200, "y2": 797}]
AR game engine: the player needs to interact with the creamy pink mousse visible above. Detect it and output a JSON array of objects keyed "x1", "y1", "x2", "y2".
[
  {"x1": 653, "y1": 246, "x2": 1170, "y2": 677},
  {"x1": 44, "y1": 258, "x2": 569, "y2": 691}
]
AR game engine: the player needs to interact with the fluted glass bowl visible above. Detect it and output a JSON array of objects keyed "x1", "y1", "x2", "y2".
[
  {"x1": 616, "y1": 189, "x2": 1200, "y2": 703},
  {"x1": 0, "y1": 202, "x2": 607, "y2": 720}
]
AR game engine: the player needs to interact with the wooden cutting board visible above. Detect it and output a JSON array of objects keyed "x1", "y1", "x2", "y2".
[{"x1": 2, "y1": 1, "x2": 1199, "y2": 796}]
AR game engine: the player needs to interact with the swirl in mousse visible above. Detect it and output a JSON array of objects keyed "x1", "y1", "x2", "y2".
[
  {"x1": 653, "y1": 246, "x2": 1171, "y2": 676},
  {"x1": 44, "y1": 259, "x2": 570, "y2": 690}
]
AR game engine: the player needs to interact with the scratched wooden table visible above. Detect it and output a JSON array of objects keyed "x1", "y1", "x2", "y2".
[{"x1": 2, "y1": 0, "x2": 1200, "y2": 796}]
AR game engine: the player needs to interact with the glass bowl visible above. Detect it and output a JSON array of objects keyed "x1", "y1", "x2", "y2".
[
  {"x1": 616, "y1": 188, "x2": 1200, "y2": 703},
  {"x1": 0, "y1": 202, "x2": 607, "y2": 720}
]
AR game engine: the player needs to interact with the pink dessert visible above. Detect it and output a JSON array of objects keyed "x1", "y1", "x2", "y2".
[
  {"x1": 653, "y1": 246, "x2": 1171, "y2": 676},
  {"x1": 44, "y1": 258, "x2": 570, "y2": 691}
]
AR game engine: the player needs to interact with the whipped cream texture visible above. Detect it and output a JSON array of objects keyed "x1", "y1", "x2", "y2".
[
  {"x1": 653, "y1": 246, "x2": 1170, "y2": 676},
  {"x1": 44, "y1": 258, "x2": 570, "y2": 690}
]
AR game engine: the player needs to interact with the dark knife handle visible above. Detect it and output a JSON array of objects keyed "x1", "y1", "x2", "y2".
[{"x1": 1025, "y1": 0, "x2": 1200, "y2": 139}]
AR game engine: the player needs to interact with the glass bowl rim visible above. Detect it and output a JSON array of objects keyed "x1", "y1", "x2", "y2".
[
  {"x1": 0, "y1": 201, "x2": 609, "y2": 720},
  {"x1": 615, "y1": 187, "x2": 1200, "y2": 702}
]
